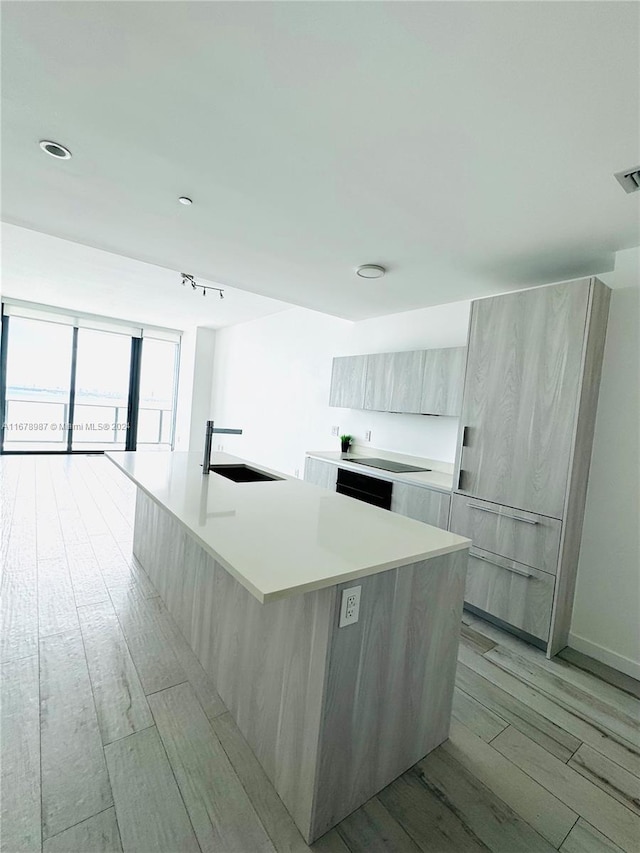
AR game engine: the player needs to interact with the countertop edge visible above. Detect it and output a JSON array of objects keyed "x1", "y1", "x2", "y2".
[{"x1": 259, "y1": 539, "x2": 470, "y2": 602}]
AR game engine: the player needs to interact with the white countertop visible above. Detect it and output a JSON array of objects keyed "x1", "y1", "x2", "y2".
[
  {"x1": 306, "y1": 450, "x2": 455, "y2": 493},
  {"x1": 108, "y1": 451, "x2": 469, "y2": 604}
]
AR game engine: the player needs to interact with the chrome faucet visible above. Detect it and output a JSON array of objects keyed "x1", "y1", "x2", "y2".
[{"x1": 202, "y1": 420, "x2": 243, "y2": 474}]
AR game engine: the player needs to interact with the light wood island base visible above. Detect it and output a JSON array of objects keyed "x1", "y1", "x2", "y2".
[{"x1": 133, "y1": 488, "x2": 468, "y2": 842}]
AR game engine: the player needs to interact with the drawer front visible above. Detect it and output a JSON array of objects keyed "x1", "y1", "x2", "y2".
[
  {"x1": 391, "y1": 482, "x2": 450, "y2": 529},
  {"x1": 464, "y1": 547, "x2": 555, "y2": 642},
  {"x1": 304, "y1": 458, "x2": 338, "y2": 490},
  {"x1": 450, "y1": 494, "x2": 561, "y2": 575}
]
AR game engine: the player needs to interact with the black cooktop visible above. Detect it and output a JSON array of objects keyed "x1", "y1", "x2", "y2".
[{"x1": 346, "y1": 457, "x2": 431, "y2": 473}]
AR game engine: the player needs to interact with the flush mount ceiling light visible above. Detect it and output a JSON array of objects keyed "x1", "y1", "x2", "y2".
[
  {"x1": 180, "y1": 272, "x2": 224, "y2": 299},
  {"x1": 356, "y1": 264, "x2": 386, "y2": 279},
  {"x1": 178, "y1": 196, "x2": 193, "y2": 205},
  {"x1": 39, "y1": 140, "x2": 72, "y2": 159}
]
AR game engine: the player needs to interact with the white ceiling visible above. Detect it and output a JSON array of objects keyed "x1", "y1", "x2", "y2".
[
  {"x1": 1, "y1": 1, "x2": 639, "y2": 321},
  {"x1": 0, "y1": 223, "x2": 290, "y2": 331}
]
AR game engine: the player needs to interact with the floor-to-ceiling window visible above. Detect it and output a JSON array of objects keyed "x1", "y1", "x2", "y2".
[
  {"x1": 1, "y1": 316, "x2": 74, "y2": 451},
  {"x1": 72, "y1": 328, "x2": 133, "y2": 451},
  {"x1": 0, "y1": 302, "x2": 180, "y2": 453},
  {"x1": 137, "y1": 337, "x2": 179, "y2": 450}
]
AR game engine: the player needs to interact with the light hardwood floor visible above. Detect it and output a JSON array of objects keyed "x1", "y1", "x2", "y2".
[{"x1": 1, "y1": 455, "x2": 639, "y2": 853}]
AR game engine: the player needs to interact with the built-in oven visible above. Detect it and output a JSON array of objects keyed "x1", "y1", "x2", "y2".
[{"x1": 336, "y1": 467, "x2": 392, "y2": 510}]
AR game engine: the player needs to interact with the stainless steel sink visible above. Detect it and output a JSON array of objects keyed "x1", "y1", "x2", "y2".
[{"x1": 210, "y1": 464, "x2": 281, "y2": 483}]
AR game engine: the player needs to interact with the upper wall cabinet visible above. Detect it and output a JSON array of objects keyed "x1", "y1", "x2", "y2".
[
  {"x1": 328, "y1": 355, "x2": 368, "y2": 409},
  {"x1": 364, "y1": 350, "x2": 426, "y2": 413},
  {"x1": 329, "y1": 346, "x2": 466, "y2": 416},
  {"x1": 421, "y1": 347, "x2": 466, "y2": 416}
]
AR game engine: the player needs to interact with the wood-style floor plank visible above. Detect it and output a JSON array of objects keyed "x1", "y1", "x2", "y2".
[
  {"x1": 40, "y1": 630, "x2": 113, "y2": 839},
  {"x1": 35, "y1": 459, "x2": 66, "y2": 561},
  {"x1": 558, "y1": 648, "x2": 640, "y2": 701},
  {"x1": 0, "y1": 566, "x2": 38, "y2": 663},
  {"x1": 485, "y1": 645, "x2": 640, "y2": 750},
  {"x1": 38, "y1": 556, "x2": 80, "y2": 637},
  {"x1": 458, "y1": 644, "x2": 640, "y2": 777},
  {"x1": 77, "y1": 599, "x2": 153, "y2": 745},
  {"x1": 442, "y1": 719, "x2": 578, "y2": 847},
  {"x1": 452, "y1": 686, "x2": 508, "y2": 742},
  {"x1": 456, "y1": 660, "x2": 581, "y2": 761},
  {"x1": 0, "y1": 655, "x2": 41, "y2": 853},
  {"x1": 108, "y1": 586, "x2": 186, "y2": 695},
  {"x1": 66, "y1": 542, "x2": 110, "y2": 606},
  {"x1": 310, "y1": 829, "x2": 351, "y2": 853},
  {"x1": 210, "y1": 711, "x2": 313, "y2": 853},
  {"x1": 569, "y1": 743, "x2": 640, "y2": 816},
  {"x1": 459, "y1": 623, "x2": 498, "y2": 655},
  {"x1": 418, "y1": 745, "x2": 559, "y2": 852},
  {"x1": 471, "y1": 616, "x2": 640, "y2": 703},
  {"x1": 492, "y1": 725, "x2": 640, "y2": 852},
  {"x1": 377, "y1": 762, "x2": 490, "y2": 852},
  {"x1": 90, "y1": 533, "x2": 154, "y2": 598},
  {"x1": 559, "y1": 818, "x2": 625, "y2": 853},
  {"x1": 335, "y1": 797, "x2": 422, "y2": 853},
  {"x1": 149, "y1": 682, "x2": 275, "y2": 852},
  {"x1": 43, "y1": 808, "x2": 123, "y2": 853},
  {"x1": 104, "y1": 726, "x2": 200, "y2": 853},
  {"x1": 146, "y1": 594, "x2": 227, "y2": 723}
]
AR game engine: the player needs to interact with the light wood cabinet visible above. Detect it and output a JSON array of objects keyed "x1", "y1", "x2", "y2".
[
  {"x1": 464, "y1": 548, "x2": 556, "y2": 643},
  {"x1": 452, "y1": 277, "x2": 611, "y2": 655},
  {"x1": 304, "y1": 457, "x2": 338, "y2": 490},
  {"x1": 421, "y1": 347, "x2": 466, "y2": 416},
  {"x1": 456, "y1": 283, "x2": 590, "y2": 518},
  {"x1": 364, "y1": 350, "x2": 425, "y2": 413},
  {"x1": 328, "y1": 355, "x2": 367, "y2": 409},
  {"x1": 391, "y1": 482, "x2": 450, "y2": 528},
  {"x1": 449, "y1": 494, "x2": 561, "y2": 576},
  {"x1": 330, "y1": 346, "x2": 465, "y2": 415}
]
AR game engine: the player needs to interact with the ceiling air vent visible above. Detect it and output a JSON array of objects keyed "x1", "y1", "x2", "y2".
[{"x1": 614, "y1": 166, "x2": 640, "y2": 193}]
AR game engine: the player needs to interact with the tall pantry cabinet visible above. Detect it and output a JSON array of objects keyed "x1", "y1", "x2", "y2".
[{"x1": 449, "y1": 277, "x2": 611, "y2": 656}]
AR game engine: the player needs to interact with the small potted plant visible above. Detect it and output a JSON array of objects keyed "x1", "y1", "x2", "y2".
[{"x1": 340, "y1": 434, "x2": 352, "y2": 455}]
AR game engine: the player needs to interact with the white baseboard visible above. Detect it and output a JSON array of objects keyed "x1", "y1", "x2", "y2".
[{"x1": 568, "y1": 632, "x2": 640, "y2": 681}]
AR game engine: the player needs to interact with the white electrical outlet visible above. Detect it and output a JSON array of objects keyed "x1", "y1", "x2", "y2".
[
  {"x1": 365, "y1": 430, "x2": 372, "y2": 442},
  {"x1": 294, "y1": 468, "x2": 300, "y2": 478},
  {"x1": 331, "y1": 425, "x2": 340, "y2": 437},
  {"x1": 217, "y1": 443, "x2": 224, "y2": 451},
  {"x1": 339, "y1": 585, "x2": 361, "y2": 627}
]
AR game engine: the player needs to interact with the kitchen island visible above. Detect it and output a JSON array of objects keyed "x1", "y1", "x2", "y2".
[{"x1": 108, "y1": 451, "x2": 470, "y2": 843}]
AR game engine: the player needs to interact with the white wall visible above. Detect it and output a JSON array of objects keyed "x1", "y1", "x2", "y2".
[
  {"x1": 187, "y1": 327, "x2": 216, "y2": 452},
  {"x1": 569, "y1": 248, "x2": 640, "y2": 678},
  {"x1": 173, "y1": 327, "x2": 196, "y2": 451},
  {"x1": 209, "y1": 252, "x2": 639, "y2": 677},
  {"x1": 210, "y1": 300, "x2": 470, "y2": 476}
]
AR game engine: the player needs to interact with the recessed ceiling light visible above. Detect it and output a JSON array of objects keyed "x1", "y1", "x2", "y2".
[
  {"x1": 178, "y1": 196, "x2": 193, "y2": 205},
  {"x1": 39, "y1": 140, "x2": 72, "y2": 159},
  {"x1": 356, "y1": 264, "x2": 386, "y2": 279}
]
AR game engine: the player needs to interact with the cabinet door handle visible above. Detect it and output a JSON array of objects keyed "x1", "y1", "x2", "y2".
[
  {"x1": 466, "y1": 502, "x2": 538, "y2": 525},
  {"x1": 469, "y1": 548, "x2": 533, "y2": 578}
]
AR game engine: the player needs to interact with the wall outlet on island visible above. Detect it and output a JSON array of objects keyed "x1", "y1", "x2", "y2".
[
  {"x1": 365, "y1": 430, "x2": 372, "y2": 442},
  {"x1": 217, "y1": 444, "x2": 224, "y2": 451},
  {"x1": 331, "y1": 425, "x2": 340, "y2": 437},
  {"x1": 339, "y1": 586, "x2": 361, "y2": 627}
]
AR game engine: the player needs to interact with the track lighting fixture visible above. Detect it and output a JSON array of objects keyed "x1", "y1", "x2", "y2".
[{"x1": 180, "y1": 273, "x2": 224, "y2": 299}]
